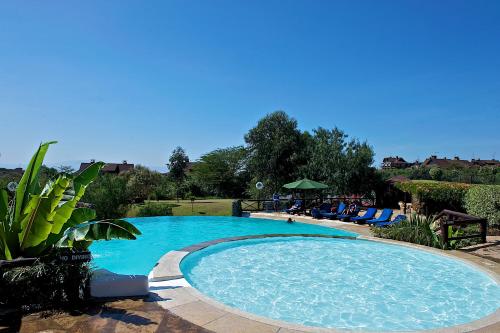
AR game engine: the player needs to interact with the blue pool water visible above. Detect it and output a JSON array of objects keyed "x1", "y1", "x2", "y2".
[
  {"x1": 181, "y1": 237, "x2": 500, "y2": 331},
  {"x1": 90, "y1": 216, "x2": 356, "y2": 275}
]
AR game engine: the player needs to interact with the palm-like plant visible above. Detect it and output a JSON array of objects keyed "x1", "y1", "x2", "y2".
[
  {"x1": 0, "y1": 142, "x2": 140, "y2": 260},
  {"x1": 372, "y1": 212, "x2": 440, "y2": 248}
]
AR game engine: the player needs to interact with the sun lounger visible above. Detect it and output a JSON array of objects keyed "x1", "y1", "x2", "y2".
[
  {"x1": 337, "y1": 207, "x2": 361, "y2": 222},
  {"x1": 311, "y1": 203, "x2": 332, "y2": 219},
  {"x1": 366, "y1": 209, "x2": 393, "y2": 225},
  {"x1": 371, "y1": 214, "x2": 407, "y2": 227},
  {"x1": 320, "y1": 202, "x2": 346, "y2": 219},
  {"x1": 351, "y1": 207, "x2": 377, "y2": 224},
  {"x1": 285, "y1": 200, "x2": 303, "y2": 214}
]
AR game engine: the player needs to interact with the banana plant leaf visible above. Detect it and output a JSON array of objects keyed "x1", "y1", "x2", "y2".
[
  {"x1": 18, "y1": 176, "x2": 70, "y2": 253},
  {"x1": 49, "y1": 162, "x2": 104, "y2": 236},
  {"x1": 45, "y1": 207, "x2": 96, "y2": 246},
  {"x1": 57, "y1": 219, "x2": 141, "y2": 249},
  {"x1": 14, "y1": 141, "x2": 57, "y2": 225},
  {"x1": 0, "y1": 189, "x2": 7, "y2": 220},
  {"x1": 0, "y1": 189, "x2": 10, "y2": 259}
]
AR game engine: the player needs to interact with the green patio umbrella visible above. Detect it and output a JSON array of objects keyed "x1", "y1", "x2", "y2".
[{"x1": 282, "y1": 178, "x2": 328, "y2": 190}]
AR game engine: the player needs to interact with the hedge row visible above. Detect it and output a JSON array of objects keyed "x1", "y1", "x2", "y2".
[
  {"x1": 395, "y1": 180, "x2": 499, "y2": 227},
  {"x1": 465, "y1": 185, "x2": 500, "y2": 228}
]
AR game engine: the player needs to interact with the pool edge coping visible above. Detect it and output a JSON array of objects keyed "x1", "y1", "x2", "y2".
[{"x1": 151, "y1": 234, "x2": 500, "y2": 333}]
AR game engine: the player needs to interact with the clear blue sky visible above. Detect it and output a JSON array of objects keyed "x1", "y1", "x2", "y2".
[{"x1": 1, "y1": 0, "x2": 499, "y2": 171}]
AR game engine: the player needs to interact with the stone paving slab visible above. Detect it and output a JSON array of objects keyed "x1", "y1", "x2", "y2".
[
  {"x1": 150, "y1": 251, "x2": 188, "y2": 281},
  {"x1": 204, "y1": 313, "x2": 280, "y2": 333},
  {"x1": 459, "y1": 237, "x2": 500, "y2": 263},
  {"x1": 154, "y1": 286, "x2": 200, "y2": 309},
  {"x1": 169, "y1": 301, "x2": 227, "y2": 327},
  {"x1": 3, "y1": 296, "x2": 213, "y2": 333}
]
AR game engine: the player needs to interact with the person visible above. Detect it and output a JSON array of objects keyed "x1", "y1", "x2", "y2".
[
  {"x1": 330, "y1": 203, "x2": 338, "y2": 213},
  {"x1": 287, "y1": 217, "x2": 294, "y2": 223},
  {"x1": 346, "y1": 202, "x2": 358, "y2": 215},
  {"x1": 272, "y1": 192, "x2": 280, "y2": 212}
]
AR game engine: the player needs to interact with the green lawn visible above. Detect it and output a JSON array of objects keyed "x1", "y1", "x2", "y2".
[{"x1": 129, "y1": 199, "x2": 234, "y2": 216}]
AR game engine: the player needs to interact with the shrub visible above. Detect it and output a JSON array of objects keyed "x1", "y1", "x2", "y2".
[
  {"x1": 372, "y1": 213, "x2": 441, "y2": 248},
  {"x1": 373, "y1": 213, "x2": 482, "y2": 249},
  {"x1": 136, "y1": 202, "x2": 174, "y2": 217},
  {"x1": 429, "y1": 167, "x2": 443, "y2": 180},
  {"x1": 395, "y1": 180, "x2": 472, "y2": 214},
  {"x1": 464, "y1": 185, "x2": 500, "y2": 228},
  {"x1": 126, "y1": 166, "x2": 163, "y2": 202},
  {"x1": 0, "y1": 256, "x2": 91, "y2": 312}
]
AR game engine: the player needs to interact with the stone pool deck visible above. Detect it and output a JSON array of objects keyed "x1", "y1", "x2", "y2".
[{"x1": 2, "y1": 213, "x2": 499, "y2": 333}]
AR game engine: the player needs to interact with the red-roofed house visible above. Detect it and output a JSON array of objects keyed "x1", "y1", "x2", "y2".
[{"x1": 78, "y1": 160, "x2": 134, "y2": 175}]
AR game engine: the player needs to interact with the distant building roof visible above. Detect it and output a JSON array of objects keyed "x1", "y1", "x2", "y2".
[
  {"x1": 471, "y1": 159, "x2": 500, "y2": 167},
  {"x1": 381, "y1": 156, "x2": 411, "y2": 169},
  {"x1": 78, "y1": 160, "x2": 134, "y2": 174},
  {"x1": 422, "y1": 155, "x2": 471, "y2": 168}
]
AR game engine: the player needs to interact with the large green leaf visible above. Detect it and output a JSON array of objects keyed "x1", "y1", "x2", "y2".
[
  {"x1": 74, "y1": 161, "x2": 105, "y2": 187},
  {"x1": 57, "y1": 219, "x2": 141, "y2": 249},
  {"x1": 45, "y1": 207, "x2": 96, "y2": 246},
  {"x1": 0, "y1": 189, "x2": 7, "y2": 221},
  {"x1": 67, "y1": 207, "x2": 97, "y2": 227},
  {"x1": 14, "y1": 141, "x2": 57, "y2": 225},
  {"x1": 49, "y1": 162, "x2": 104, "y2": 236},
  {"x1": 18, "y1": 175, "x2": 70, "y2": 253},
  {"x1": 0, "y1": 189, "x2": 13, "y2": 260}
]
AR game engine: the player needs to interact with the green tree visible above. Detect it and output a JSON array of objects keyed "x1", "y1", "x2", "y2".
[
  {"x1": 167, "y1": 146, "x2": 189, "y2": 201},
  {"x1": 303, "y1": 127, "x2": 375, "y2": 195},
  {"x1": 57, "y1": 165, "x2": 75, "y2": 174},
  {"x1": 83, "y1": 173, "x2": 130, "y2": 219},
  {"x1": 126, "y1": 165, "x2": 163, "y2": 202},
  {"x1": 245, "y1": 111, "x2": 304, "y2": 194},
  {"x1": 429, "y1": 167, "x2": 443, "y2": 180},
  {"x1": 191, "y1": 146, "x2": 250, "y2": 198}
]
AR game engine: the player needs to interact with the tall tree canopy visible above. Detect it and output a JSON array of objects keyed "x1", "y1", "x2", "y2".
[
  {"x1": 126, "y1": 165, "x2": 163, "y2": 201},
  {"x1": 302, "y1": 127, "x2": 375, "y2": 195},
  {"x1": 191, "y1": 146, "x2": 249, "y2": 198},
  {"x1": 244, "y1": 111, "x2": 304, "y2": 192},
  {"x1": 167, "y1": 146, "x2": 190, "y2": 201},
  {"x1": 168, "y1": 146, "x2": 189, "y2": 182}
]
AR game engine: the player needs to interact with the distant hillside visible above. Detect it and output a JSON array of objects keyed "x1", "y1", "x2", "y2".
[{"x1": 0, "y1": 167, "x2": 23, "y2": 178}]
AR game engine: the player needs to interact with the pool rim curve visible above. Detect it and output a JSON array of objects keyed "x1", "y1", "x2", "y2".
[{"x1": 151, "y1": 233, "x2": 500, "y2": 333}]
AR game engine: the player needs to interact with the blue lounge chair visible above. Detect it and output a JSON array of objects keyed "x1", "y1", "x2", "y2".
[
  {"x1": 366, "y1": 209, "x2": 393, "y2": 225},
  {"x1": 311, "y1": 203, "x2": 332, "y2": 219},
  {"x1": 337, "y1": 207, "x2": 361, "y2": 222},
  {"x1": 285, "y1": 200, "x2": 303, "y2": 214},
  {"x1": 320, "y1": 202, "x2": 346, "y2": 220},
  {"x1": 318, "y1": 202, "x2": 332, "y2": 212},
  {"x1": 351, "y1": 207, "x2": 377, "y2": 224},
  {"x1": 372, "y1": 214, "x2": 407, "y2": 227}
]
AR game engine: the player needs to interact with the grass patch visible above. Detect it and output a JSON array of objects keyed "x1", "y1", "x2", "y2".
[{"x1": 127, "y1": 199, "x2": 233, "y2": 217}]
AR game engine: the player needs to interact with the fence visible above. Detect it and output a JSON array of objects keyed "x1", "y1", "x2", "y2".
[
  {"x1": 240, "y1": 197, "x2": 375, "y2": 212},
  {"x1": 436, "y1": 209, "x2": 487, "y2": 246}
]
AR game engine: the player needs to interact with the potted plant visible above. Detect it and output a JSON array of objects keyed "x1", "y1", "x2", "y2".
[{"x1": 0, "y1": 142, "x2": 140, "y2": 311}]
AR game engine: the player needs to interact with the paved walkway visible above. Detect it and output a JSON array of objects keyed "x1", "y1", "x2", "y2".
[
  {"x1": 459, "y1": 236, "x2": 500, "y2": 263},
  {"x1": 1, "y1": 296, "x2": 212, "y2": 333}
]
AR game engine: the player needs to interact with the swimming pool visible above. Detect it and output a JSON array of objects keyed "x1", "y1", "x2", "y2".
[
  {"x1": 90, "y1": 216, "x2": 356, "y2": 275},
  {"x1": 181, "y1": 236, "x2": 500, "y2": 331}
]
